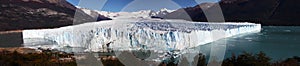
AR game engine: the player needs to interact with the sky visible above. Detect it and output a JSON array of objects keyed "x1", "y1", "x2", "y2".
[{"x1": 67, "y1": 0, "x2": 219, "y2": 12}]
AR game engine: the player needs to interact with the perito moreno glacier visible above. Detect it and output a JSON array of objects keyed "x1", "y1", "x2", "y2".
[{"x1": 22, "y1": 19, "x2": 261, "y2": 52}]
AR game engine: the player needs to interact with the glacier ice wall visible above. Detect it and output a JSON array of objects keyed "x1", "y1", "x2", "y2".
[{"x1": 23, "y1": 19, "x2": 261, "y2": 52}]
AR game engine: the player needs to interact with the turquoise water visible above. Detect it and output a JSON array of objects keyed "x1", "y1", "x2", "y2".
[
  {"x1": 12, "y1": 26, "x2": 300, "y2": 61},
  {"x1": 199, "y1": 26, "x2": 300, "y2": 61}
]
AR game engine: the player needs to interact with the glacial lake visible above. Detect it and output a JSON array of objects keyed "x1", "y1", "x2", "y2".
[
  {"x1": 199, "y1": 26, "x2": 300, "y2": 61},
  {"x1": 0, "y1": 26, "x2": 299, "y2": 61}
]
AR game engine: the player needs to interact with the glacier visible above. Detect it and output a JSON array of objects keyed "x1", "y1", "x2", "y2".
[{"x1": 22, "y1": 19, "x2": 261, "y2": 52}]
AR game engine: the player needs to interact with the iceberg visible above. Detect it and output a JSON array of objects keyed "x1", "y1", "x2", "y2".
[{"x1": 22, "y1": 19, "x2": 261, "y2": 52}]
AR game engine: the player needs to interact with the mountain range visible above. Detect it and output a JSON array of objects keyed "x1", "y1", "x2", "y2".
[
  {"x1": 1, "y1": 0, "x2": 299, "y2": 32},
  {"x1": 0, "y1": 0, "x2": 110, "y2": 31},
  {"x1": 79, "y1": 8, "x2": 175, "y2": 19},
  {"x1": 164, "y1": 0, "x2": 300, "y2": 26}
]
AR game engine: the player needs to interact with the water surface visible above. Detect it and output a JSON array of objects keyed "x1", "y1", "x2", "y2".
[{"x1": 199, "y1": 26, "x2": 300, "y2": 61}]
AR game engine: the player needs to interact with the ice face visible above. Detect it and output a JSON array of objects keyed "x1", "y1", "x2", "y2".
[{"x1": 22, "y1": 19, "x2": 261, "y2": 52}]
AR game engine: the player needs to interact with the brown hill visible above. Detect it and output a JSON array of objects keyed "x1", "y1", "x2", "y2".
[{"x1": 164, "y1": 0, "x2": 300, "y2": 26}]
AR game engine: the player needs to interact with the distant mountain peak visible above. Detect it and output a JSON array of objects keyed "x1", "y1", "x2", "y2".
[
  {"x1": 159, "y1": 8, "x2": 175, "y2": 12},
  {"x1": 78, "y1": 7, "x2": 175, "y2": 19}
]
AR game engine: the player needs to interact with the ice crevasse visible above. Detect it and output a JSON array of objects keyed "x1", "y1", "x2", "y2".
[{"x1": 23, "y1": 19, "x2": 261, "y2": 52}]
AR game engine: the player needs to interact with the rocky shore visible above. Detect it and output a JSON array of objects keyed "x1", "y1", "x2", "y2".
[{"x1": 0, "y1": 47, "x2": 76, "y2": 66}]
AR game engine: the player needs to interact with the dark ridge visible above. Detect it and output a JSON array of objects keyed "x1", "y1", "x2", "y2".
[
  {"x1": 0, "y1": 0, "x2": 111, "y2": 31},
  {"x1": 164, "y1": 0, "x2": 300, "y2": 26}
]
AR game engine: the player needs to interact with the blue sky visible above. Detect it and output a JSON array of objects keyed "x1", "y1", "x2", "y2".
[{"x1": 67, "y1": 0, "x2": 219, "y2": 12}]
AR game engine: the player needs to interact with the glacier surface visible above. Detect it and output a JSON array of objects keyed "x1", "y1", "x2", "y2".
[{"x1": 23, "y1": 19, "x2": 261, "y2": 52}]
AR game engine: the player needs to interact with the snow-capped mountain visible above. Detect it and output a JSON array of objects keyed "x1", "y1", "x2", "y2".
[
  {"x1": 150, "y1": 8, "x2": 176, "y2": 18},
  {"x1": 79, "y1": 7, "x2": 175, "y2": 20},
  {"x1": 79, "y1": 8, "x2": 111, "y2": 21}
]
